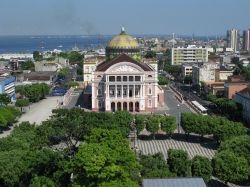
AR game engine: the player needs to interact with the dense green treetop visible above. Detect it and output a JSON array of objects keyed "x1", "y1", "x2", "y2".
[
  {"x1": 0, "y1": 93, "x2": 11, "y2": 106},
  {"x1": 191, "y1": 155, "x2": 212, "y2": 182}
]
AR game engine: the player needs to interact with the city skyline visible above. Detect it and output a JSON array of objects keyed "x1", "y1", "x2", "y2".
[{"x1": 0, "y1": 0, "x2": 249, "y2": 36}]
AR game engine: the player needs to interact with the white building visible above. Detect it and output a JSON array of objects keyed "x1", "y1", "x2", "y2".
[
  {"x1": 192, "y1": 62, "x2": 219, "y2": 85},
  {"x1": 181, "y1": 64, "x2": 193, "y2": 78},
  {"x1": 171, "y1": 45, "x2": 208, "y2": 65},
  {"x1": 0, "y1": 53, "x2": 33, "y2": 60},
  {"x1": 227, "y1": 29, "x2": 240, "y2": 52}
]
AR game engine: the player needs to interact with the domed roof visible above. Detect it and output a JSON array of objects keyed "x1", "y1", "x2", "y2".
[{"x1": 107, "y1": 28, "x2": 139, "y2": 49}]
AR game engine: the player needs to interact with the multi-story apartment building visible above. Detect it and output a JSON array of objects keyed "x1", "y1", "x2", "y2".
[
  {"x1": 227, "y1": 29, "x2": 240, "y2": 52},
  {"x1": 181, "y1": 64, "x2": 193, "y2": 78},
  {"x1": 192, "y1": 62, "x2": 219, "y2": 85},
  {"x1": 0, "y1": 76, "x2": 16, "y2": 102},
  {"x1": 243, "y1": 29, "x2": 250, "y2": 51},
  {"x1": 171, "y1": 45, "x2": 208, "y2": 65}
]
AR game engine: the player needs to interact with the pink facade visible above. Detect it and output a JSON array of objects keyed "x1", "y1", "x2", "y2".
[{"x1": 91, "y1": 54, "x2": 162, "y2": 112}]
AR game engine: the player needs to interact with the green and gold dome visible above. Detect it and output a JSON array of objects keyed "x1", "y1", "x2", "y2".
[{"x1": 106, "y1": 27, "x2": 141, "y2": 60}]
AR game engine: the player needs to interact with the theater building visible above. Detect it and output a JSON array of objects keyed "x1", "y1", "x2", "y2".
[{"x1": 91, "y1": 28, "x2": 164, "y2": 112}]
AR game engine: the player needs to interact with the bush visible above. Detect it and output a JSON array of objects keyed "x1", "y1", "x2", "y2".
[
  {"x1": 0, "y1": 107, "x2": 21, "y2": 128},
  {"x1": 15, "y1": 99, "x2": 30, "y2": 107},
  {"x1": 158, "y1": 75, "x2": 169, "y2": 85}
]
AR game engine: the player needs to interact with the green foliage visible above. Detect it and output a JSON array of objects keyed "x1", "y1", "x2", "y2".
[
  {"x1": 213, "y1": 119, "x2": 246, "y2": 143},
  {"x1": 77, "y1": 60, "x2": 84, "y2": 76},
  {"x1": 145, "y1": 50, "x2": 156, "y2": 58},
  {"x1": 68, "y1": 51, "x2": 83, "y2": 63},
  {"x1": 0, "y1": 93, "x2": 11, "y2": 106},
  {"x1": 160, "y1": 115, "x2": 176, "y2": 135},
  {"x1": 99, "y1": 179, "x2": 139, "y2": 187},
  {"x1": 191, "y1": 156, "x2": 212, "y2": 182},
  {"x1": 181, "y1": 113, "x2": 246, "y2": 142},
  {"x1": 207, "y1": 94, "x2": 242, "y2": 120},
  {"x1": 68, "y1": 129, "x2": 140, "y2": 186},
  {"x1": 158, "y1": 75, "x2": 169, "y2": 85},
  {"x1": 218, "y1": 135, "x2": 250, "y2": 164},
  {"x1": 21, "y1": 60, "x2": 34, "y2": 70},
  {"x1": 0, "y1": 107, "x2": 21, "y2": 128},
  {"x1": 15, "y1": 98, "x2": 30, "y2": 107},
  {"x1": 212, "y1": 150, "x2": 250, "y2": 183},
  {"x1": 146, "y1": 115, "x2": 160, "y2": 135},
  {"x1": 16, "y1": 83, "x2": 50, "y2": 103},
  {"x1": 33, "y1": 51, "x2": 43, "y2": 61},
  {"x1": 58, "y1": 67, "x2": 69, "y2": 78},
  {"x1": 29, "y1": 176, "x2": 58, "y2": 187},
  {"x1": 135, "y1": 114, "x2": 146, "y2": 133},
  {"x1": 140, "y1": 153, "x2": 171, "y2": 178},
  {"x1": 163, "y1": 64, "x2": 181, "y2": 77},
  {"x1": 167, "y1": 149, "x2": 191, "y2": 177}
]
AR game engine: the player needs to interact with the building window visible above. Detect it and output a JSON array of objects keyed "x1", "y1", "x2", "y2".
[
  {"x1": 98, "y1": 88, "x2": 102, "y2": 96},
  {"x1": 129, "y1": 76, "x2": 134, "y2": 81},
  {"x1": 109, "y1": 76, "x2": 115, "y2": 82},
  {"x1": 135, "y1": 76, "x2": 141, "y2": 81},
  {"x1": 148, "y1": 83, "x2": 152, "y2": 95},
  {"x1": 117, "y1": 76, "x2": 121, "y2": 82},
  {"x1": 123, "y1": 76, "x2": 127, "y2": 81}
]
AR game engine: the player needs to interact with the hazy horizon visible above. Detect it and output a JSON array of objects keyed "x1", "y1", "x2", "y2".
[{"x1": 0, "y1": 0, "x2": 249, "y2": 36}]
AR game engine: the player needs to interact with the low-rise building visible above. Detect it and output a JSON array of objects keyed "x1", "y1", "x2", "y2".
[
  {"x1": 17, "y1": 71, "x2": 57, "y2": 85},
  {"x1": 0, "y1": 76, "x2": 16, "y2": 102},
  {"x1": 192, "y1": 62, "x2": 219, "y2": 85},
  {"x1": 215, "y1": 67, "x2": 234, "y2": 81},
  {"x1": 234, "y1": 86, "x2": 250, "y2": 126},
  {"x1": 171, "y1": 45, "x2": 208, "y2": 65},
  {"x1": 204, "y1": 82, "x2": 225, "y2": 95},
  {"x1": 35, "y1": 61, "x2": 58, "y2": 72},
  {"x1": 224, "y1": 75, "x2": 250, "y2": 99}
]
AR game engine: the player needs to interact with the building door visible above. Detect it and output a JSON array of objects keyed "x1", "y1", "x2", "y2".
[
  {"x1": 123, "y1": 102, "x2": 127, "y2": 111},
  {"x1": 129, "y1": 102, "x2": 133, "y2": 112},
  {"x1": 111, "y1": 102, "x2": 115, "y2": 112},
  {"x1": 135, "y1": 102, "x2": 139, "y2": 112},
  {"x1": 117, "y1": 102, "x2": 121, "y2": 111}
]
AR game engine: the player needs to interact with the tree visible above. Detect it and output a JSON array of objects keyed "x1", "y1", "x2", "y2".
[
  {"x1": 99, "y1": 179, "x2": 139, "y2": 187},
  {"x1": 21, "y1": 60, "x2": 34, "y2": 70},
  {"x1": 167, "y1": 149, "x2": 191, "y2": 177},
  {"x1": 145, "y1": 50, "x2": 156, "y2": 58},
  {"x1": 218, "y1": 135, "x2": 250, "y2": 164},
  {"x1": 158, "y1": 75, "x2": 169, "y2": 85},
  {"x1": 29, "y1": 176, "x2": 58, "y2": 187},
  {"x1": 135, "y1": 114, "x2": 146, "y2": 134},
  {"x1": 0, "y1": 107, "x2": 21, "y2": 128},
  {"x1": 160, "y1": 116, "x2": 176, "y2": 136},
  {"x1": 212, "y1": 150, "x2": 250, "y2": 184},
  {"x1": 0, "y1": 93, "x2": 11, "y2": 106},
  {"x1": 33, "y1": 51, "x2": 43, "y2": 61},
  {"x1": 68, "y1": 51, "x2": 83, "y2": 63},
  {"x1": 146, "y1": 115, "x2": 160, "y2": 139},
  {"x1": 191, "y1": 156, "x2": 212, "y2": 182},
  {"x1": 15, "y1": 98, "x2": 30, "y2": 112},
  {"x1": 58, "y1": 68, "x2": 69, "y2": 79},
  {"x1": 140, "y1": 153, "x2": 171, "y2": 178},
  {"x1": 214, "y1": 120, "x2": 247, "y2": 143}
]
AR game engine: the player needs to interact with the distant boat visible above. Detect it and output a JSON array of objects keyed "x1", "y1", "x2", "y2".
[{"x1": 58, "y1": 45, "x2": 63, "y2": 48}]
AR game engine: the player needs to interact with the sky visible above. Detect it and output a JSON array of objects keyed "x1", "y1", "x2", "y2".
[{"x1": 0, "y1": 0, "x2": 249, "y2": 36}]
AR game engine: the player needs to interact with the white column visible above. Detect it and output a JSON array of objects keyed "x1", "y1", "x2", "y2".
[
  {"x1": 115, "y1": 85, "x2": 117, "y2": 99},
  {"x1": 121, "y1": 85, "x2": 123, "y2": 99},
  {"x1": 133, "y1": 84, "x2": 135, "y2": 99},
  {"x1": 127, "y1": 84, "x2": 129, "y2": 98}
]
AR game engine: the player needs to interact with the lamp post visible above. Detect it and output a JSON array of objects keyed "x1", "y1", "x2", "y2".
[{"x1": 177, "y1": 104, "x2": 180, "y2": 134}]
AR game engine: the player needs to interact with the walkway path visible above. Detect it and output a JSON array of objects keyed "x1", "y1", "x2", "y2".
[{"x1": 0, "y1": 96, "x2": 61, "y2": 138}]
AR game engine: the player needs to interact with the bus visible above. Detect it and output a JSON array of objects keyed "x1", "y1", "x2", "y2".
[{"x1": 191, "y1": 101, "x2": 208, "y2": 115}]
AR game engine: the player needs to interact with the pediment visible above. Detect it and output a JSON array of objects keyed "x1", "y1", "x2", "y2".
[{"x1": 109, "y1": 64, "x2": 140, "y2": 73}]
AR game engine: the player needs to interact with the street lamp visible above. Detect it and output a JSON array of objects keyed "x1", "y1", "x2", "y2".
[{"x1": 177, "y1": 104, "x2": 180, "y2": 134}]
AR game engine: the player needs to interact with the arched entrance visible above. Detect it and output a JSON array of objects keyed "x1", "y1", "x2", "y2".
[
  {"x1": 135, "y1": 102, "x2": 139, "y2": 112},
  {"x1": 123, "y1": 102, "x2": 127, "y2": 111},
  {"x1": 111, "y1": 102, "x2": 115, "y2": 112},
  {"x1": 129, "y1": 102, "x2": 133, "y2": 112},
  {"x1": 117, "y1": 102, "x2": 121, "y2": 111}
]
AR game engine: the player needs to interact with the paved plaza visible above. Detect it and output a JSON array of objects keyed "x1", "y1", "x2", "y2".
[
  {"x1": 0, "y1": 96, "x2": 61, "y2": 138},
  {"x1": 136, "y1": 137, "x2": 217, "y2": 159}
]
